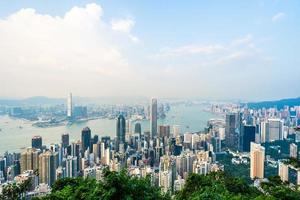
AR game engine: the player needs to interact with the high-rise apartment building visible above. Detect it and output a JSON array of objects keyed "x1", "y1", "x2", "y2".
[
  {"x1": 290, "y1": 143, "x2": 298, "y2": 159},
  {"x1": 278, "y1": 161, "x2": 289, "y2": 182},
  {"x1": 250, "y1": 142, "x2": 265, "y2": 179},
  {"x1": 20, "y1": 148, "x2": 40, "y2": 174},
  {"x1": 39, "y1": 151, "x2": 58, "y2": 185},
  {"x1": 150, "y1": 98, "x2": 158, "y2": 139}
]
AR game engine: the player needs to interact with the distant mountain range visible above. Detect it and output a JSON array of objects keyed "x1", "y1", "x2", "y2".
[
  {"x1": 0, "y1": 96, "x2": 65, "y2": 106},
  {"x1": 246, "y1": 97, "x2": 300, "y2": 109},
  {"x1": 1, "y1": 96, "x2": 300, "y2": 108},
  {"x1": 0, "y1": 96, "x2": 149, "y2": 106}
]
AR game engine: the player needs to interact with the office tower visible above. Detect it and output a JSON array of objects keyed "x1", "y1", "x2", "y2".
[
  {"x1": 159, "y1": 125, "x2": 170, "y2": 138},
  {"x1": 32, "y1": 136, "x2": 42, "y2": 150},
  {"x1": 290, "y1": 143, "x2": 298, "y2": 159},
  {"x1": 241, "y1": 125, "x2": 256, "y2": 152},
  {"x1": 93, "y1": 135, "x2": 99, "y2": 144},
  {"x1": 211, "y1": 137, "x2": 221, "y2": 153},
  {"x1": 20, "y1": 148, "x2": 40, "y2": 173},
  {"x1": 150, "y1": 98, "x2": 158, "y2": 139},
  {"x1": 39, "y1": 151, "x2": 58, "y2": 185},
  {"x1": 278, "y1": 162, "x2": 289, "y2": 182},
  {"x1": 81, "y1": 127, "x2": 91, "y2": 152},
  {"x1": 71, "y1": 141, "x2": 80, "y2": 158},
  {"x1": 67, "y1": 93, "x2": 73, "y2": 118},
  {"x1": 250, "y1": 142, "x2": 265, "y2": 179},
  {"x1": 225, "y1": 113, "x2": 239, "y2": 151},
  {"x1": 268, "y1": 119, "x2": 283, "y2": 141},
  {"x1": 61, "y1": 133, "x2": 69, "y2": 148},
  {"x1": 65, "y1": 156, "x2": 78, "y2": 178},
  {"x1": 134, "y1": 123, "x2": 142, "y2": 135},
  {"x1": 261, "y1": 119, "x2": 283, "y2": 142},
  {"x1": 116, "y1": 114, "x2": 126, "y2": 149}
]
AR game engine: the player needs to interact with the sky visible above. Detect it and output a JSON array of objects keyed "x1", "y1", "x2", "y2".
[{"x1": 0, "y1": 0, "x2": 299, "y2": 101}]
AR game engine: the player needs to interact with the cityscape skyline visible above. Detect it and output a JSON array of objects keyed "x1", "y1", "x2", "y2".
[
  {"x1": 1, "y1": 1, "x2": 300, "y2": 100},
  {"x1": 1, "y1": 1, "x2": 300, "y2": 199}
]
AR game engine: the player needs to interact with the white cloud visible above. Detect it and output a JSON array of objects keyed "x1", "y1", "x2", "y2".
[
  {"x1": 272, "y1": 12, "x2": 285, "y2": 22},
  {"x1": 111, "y1": 18, "x2": 134, "y2": 33},
  {"x1": 153, "y1": 34, "x2": 265, "y2": 66},
  {"x1": 111, "y1": 19, "x2": 139, "y2": 42},
  {"x1": 0, "y1": 3, "x2": 140, "y2": 97}
]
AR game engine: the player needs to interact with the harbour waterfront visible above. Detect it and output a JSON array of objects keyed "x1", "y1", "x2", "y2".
[{"x1": 0, "y1": 104, "x2": 220, "y2": 154}]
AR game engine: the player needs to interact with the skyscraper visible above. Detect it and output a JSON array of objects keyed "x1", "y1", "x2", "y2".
[
  {"x1": 116, "y1": 115, "x2": 126, "y2": 149},
  {"x1": 290, "y1": 143, "x2": 298, "y2": 159},
  {"x1": 39, "y1": 151, "x2": 58, "y2": 185},
  {"x1": 61, "y1": 133, "x2": 69, "y2": 148},
  {"x1": 65, "y1": 156, "x2": 77, "y2": 178},
  {"x1": 150, "y1": 98, "x2": 158, "y2": 139},
  {"x1": 260, "y1": 119, "x2": 283, "y2": 142},
  {"x1": 67, "y1": 93, "x2": 73, "y2": 118},
  {"x1": 134, "y1": 123, "x2": 142, "y2": 135},
  {"x1": 81, "y1": 127, "x2": 91, "y2": 152},
  {"x1": 278, "y1": 161, "x2": 289, "y2": 182},
  {"x1": 225, "y1": 113, "x2": 239, "y2": 151},
  {"x1": 268, "y1": 119, "x2": 283, "y2": 141},
  {"x1": 159, "y1": 125, "x2": 170, "y2": 138},
  {"x1": 250, "y1": 142, "x2": 265, "y2": 179},
  {"x1": 20, "y1": 148, "x2": 40, "y2": 174},
  {"x1": 241, "y1": 125, "x2": 256, "y2": 152},
  {"x1": 32, "y1": 136, "x2": 42, "y2": 150}
]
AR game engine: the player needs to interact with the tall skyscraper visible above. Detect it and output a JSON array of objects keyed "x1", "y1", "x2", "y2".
[
  {"x1": 250, "y1": 142, "x2": 265, "y2": 179},
  {"x1": 67, "y1": 93, "x2": 73, "y2": 118},
  {"x1": 134, "y1": 123, "x2": 142, "y2": 135},
  {"x1": 225, "y1": 113, "x2": 239, "y2": 151},
  {"x1": 39, "y1": 151, "x2": 58, "y2": 185},
  {"x1": 81, "y1": 127, "x2": 91, "y2": 152},
  {"x1": 32, "y1": 136, "x2": 42, "y2": 150},
  {"x1": 61, "y1": 133, "x2": 69, "y2": 148},
  {"x1": 150, "y1": 98, "x2": 158, "y2": 139},
  {"x1": 241, "y1": 125, "x2": 256, "y2": 152},
  {"x1": 116, "y1": 115, "x2": 126, "y2": 149}
]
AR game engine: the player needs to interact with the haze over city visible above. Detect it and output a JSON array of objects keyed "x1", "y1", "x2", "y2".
[{"x1": 1, "y1": 0, "x2": 299, "y2": 100}]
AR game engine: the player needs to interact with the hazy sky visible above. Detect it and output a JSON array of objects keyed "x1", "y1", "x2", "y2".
[{"x1": 0, "y1": 1, "x2": 299, "y2": 101}]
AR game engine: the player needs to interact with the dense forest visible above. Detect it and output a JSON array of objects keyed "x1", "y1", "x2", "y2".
[{"x1": 2, "y1": 169, "x2": 300, "y2": 200}]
